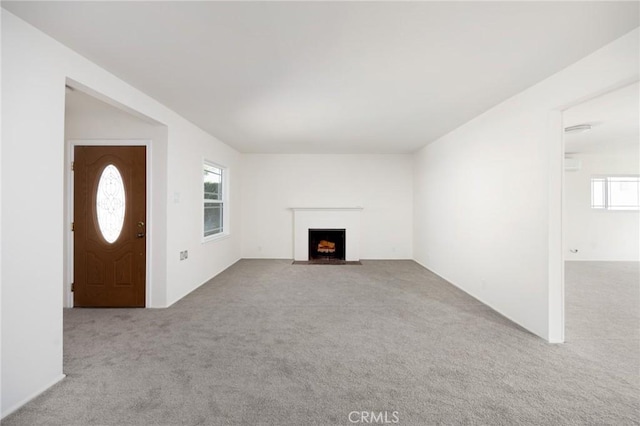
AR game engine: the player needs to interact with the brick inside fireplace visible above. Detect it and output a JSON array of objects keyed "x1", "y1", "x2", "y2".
[{"x1": 308, "y1": 229, "x2": 346, "y2": 262}]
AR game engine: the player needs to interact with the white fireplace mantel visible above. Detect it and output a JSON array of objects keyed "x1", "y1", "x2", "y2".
[
  {"x1": 291, "y1": 207, "x2": 364, "y2": 211},
  {"x1": 291, "y1": 207, "x2": 363, "y2": 261}
]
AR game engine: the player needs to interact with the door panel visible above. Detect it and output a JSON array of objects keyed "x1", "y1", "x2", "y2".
[{"x1": 74, "y1": 146, "x2": 146, "y2": 307}]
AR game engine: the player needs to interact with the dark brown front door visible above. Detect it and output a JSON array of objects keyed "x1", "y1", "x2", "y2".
[{"x1": 74, "y1": 146, "x2": 146, "y2": 307}]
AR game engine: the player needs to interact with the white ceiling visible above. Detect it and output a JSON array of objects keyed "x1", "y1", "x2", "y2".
[
  {"x1": 564, "y1": 82, "x2": 640, "y2": 155},
  {"x1": 4, "y1": 1, "x2": 639, "y2": 154}
]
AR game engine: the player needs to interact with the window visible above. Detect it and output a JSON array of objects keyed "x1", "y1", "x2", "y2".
[
  {"x1": 96, "y1": 164, "x2": 126, "y2": 243},
  {"x1": 591, "y1": 176, "x2": 640, "y2": 210},
  {"x1": 203, "y1": 162, "x2": 226, "y2": 239}
]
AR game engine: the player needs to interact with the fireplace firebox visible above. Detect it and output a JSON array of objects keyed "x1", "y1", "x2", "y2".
[{"x1": 308, "y1": 229, "x2": 346, "y2": 262}]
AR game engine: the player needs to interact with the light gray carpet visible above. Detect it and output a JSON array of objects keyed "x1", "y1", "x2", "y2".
[
  {"x1": 4, "y1": 260, "x2": 639, "y2": 425},
  {"x1": 564, "y1": 261, "x2": 639, "y2": 389}
]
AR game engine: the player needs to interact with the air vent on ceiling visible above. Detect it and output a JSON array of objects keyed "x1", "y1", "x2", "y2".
[{"x1": 564, "y1": 124, "x2": 592, "y2": 134}]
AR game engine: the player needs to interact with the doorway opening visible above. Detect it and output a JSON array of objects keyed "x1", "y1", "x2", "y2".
[
  {"x1": 64, "y1": 82, "x2": 167, "y2": 308},
  {"x1": 561, "y1": 82, "x2": 639, "y2": 379}
]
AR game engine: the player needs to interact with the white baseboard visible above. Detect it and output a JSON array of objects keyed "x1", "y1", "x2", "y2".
[
  {"x1": 1, "y1": 374, "x2": 66, "y2": 419},
  {"x1": 564, "y1": 259, "x2": 640, "y2": 262},
  {"x1": 411, "y1": 259, "x2": 550, "y2": 342}
]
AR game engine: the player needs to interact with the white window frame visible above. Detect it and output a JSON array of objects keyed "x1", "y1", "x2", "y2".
[
  {"x1": 591, "y1": 175, "x2": 640, "y2": 211},
  {"x1": 203, "y1": 160, "x2": 229, "y2": 242}
]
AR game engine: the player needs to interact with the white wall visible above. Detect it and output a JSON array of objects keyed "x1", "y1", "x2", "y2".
[
  {"x1": 413, "y1": 28, "x2": 639, "y2": 341},
  {"x1": 0, "y1": 7, "x2": 4, "y2": 416},
  {"x1": 242, "y1": 155, "x2": 413, "y2": 260},
  {"x1": 564, "y1": 148, "x2": 640, "y2": 261},
  {"x1": 64, "y1": 92, "x2": 169, "y2": 307},
  {"x1": 1, "y1": 11, "x2": 242, "y2": 417}
]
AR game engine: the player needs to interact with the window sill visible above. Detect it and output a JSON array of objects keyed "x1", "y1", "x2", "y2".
[{"x1": 202, "y1": 232, "x2": 231, "y2": 244}]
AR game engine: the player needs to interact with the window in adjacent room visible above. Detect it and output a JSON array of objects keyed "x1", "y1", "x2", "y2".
[
  {"x1": 591, "y1": 176, "x2": 640, "y2": 210},
  {"x1": 203, "y1": 161, "x2": 227, "y2": 239}
]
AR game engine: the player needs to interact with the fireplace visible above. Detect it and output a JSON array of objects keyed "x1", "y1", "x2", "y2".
[
  {"x1": 291, "y1": 207, "x2": 362, "y2": 261},
  {"x1": 308, "y1": 229, "x2": 346, "y2": 262}
]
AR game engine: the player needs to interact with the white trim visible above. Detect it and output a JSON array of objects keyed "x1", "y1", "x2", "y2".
[
  {"x1": 548, "y1": 111, "x2": 565, "y2": 344},
  {"x1": 1, "y1": 374, "x2": 66, "y2": 419},
  {"x1": 412, "y1": 258, "x2": 547, "y2": 340},
  {"x1": 203, "y1": 232, "x2": 232, "y2": 244},
  {"x1": 291, "y1": 207, "x2": 363, "y2": 211},
  {"x1": 66, "y1": 139, "x2": 153, "y2": 308}
]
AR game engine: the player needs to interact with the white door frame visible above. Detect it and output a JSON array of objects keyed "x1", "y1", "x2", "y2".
[
  {"x1": 65, "y1": 139, "x2": 153, "y2": 308},
  {"x1": 548, "y1": 110, "x2": 565, "y2": 343},
  {"x1": 549, "y1": 79, "x2": 639, "y2": 343}
]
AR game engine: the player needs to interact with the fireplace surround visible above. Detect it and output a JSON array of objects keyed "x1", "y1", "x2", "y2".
[{"x1": 291, "y1": 207, "x2": 363, "y2": 261}]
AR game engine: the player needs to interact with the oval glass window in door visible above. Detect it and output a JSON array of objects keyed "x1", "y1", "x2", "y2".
[{"x1": 96, "y1": 164, "x2": 126, "y2": 243}]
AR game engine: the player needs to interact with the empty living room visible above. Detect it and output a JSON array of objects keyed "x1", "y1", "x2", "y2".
[{"x1": 1, "y1": 2, "x2": 638, "y2": 425}]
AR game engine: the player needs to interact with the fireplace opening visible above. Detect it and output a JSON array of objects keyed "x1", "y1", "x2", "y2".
[{"x1": 308, "y1": 229, "x2": 346, "y2": 263}]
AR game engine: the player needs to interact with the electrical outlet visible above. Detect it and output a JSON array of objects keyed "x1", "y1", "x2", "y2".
[
  {"x1": 184, "y1": 250, "x2": 188, "y2": 259},
  {"x1": 180, "y1": 251, "x2": 187, "y2": 261}
]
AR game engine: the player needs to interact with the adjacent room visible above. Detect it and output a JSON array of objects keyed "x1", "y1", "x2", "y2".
[
  {"x1": 562, "y1": 82, "x2": 640, "y2": 385},
  {"x1": 2, "y1": 2, "x2": 639, "y2": 425}
]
